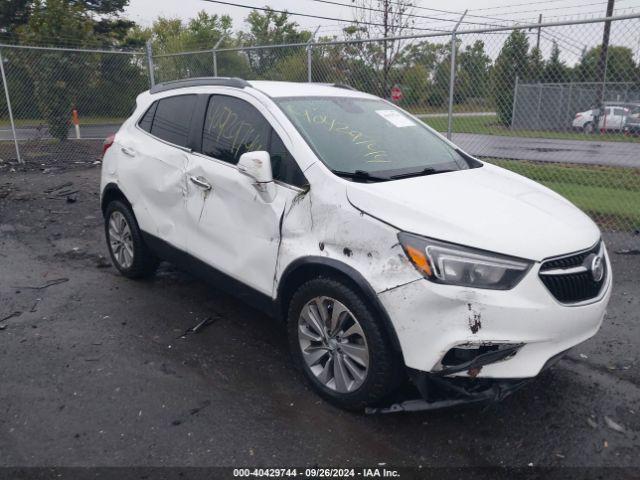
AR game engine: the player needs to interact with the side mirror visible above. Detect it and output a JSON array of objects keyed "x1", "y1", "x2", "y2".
[{"x1": 237, "y1": 151, "x2": 277, "y2": 203}]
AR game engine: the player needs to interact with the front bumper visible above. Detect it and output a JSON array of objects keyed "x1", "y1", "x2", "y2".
[{"x1": 377, "y1": 253, "x2": 612, "y2": 380}]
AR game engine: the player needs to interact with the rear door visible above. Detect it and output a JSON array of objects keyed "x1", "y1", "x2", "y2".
[
  {"x1": 184, "y1": 93, "x2": 307, "y2": 296},
  {"x1": 117, "y1": 94, "x2": 197, "y2": 251}
]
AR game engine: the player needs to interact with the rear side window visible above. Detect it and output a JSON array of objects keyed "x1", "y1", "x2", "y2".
[
  {"x1": 138, "y1": 101, "x2": 157, "y2": 133},
  {"x1": 149, "y1": 95, "x2": 197, "y2": 147},
  {"x1": 202, "y1": 95, "x2": 270, "y2": 164}
]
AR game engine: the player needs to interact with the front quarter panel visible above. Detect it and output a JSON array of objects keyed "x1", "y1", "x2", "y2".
[{"x1": 274, "y1": 163, "x2": 422, "y2": 296}]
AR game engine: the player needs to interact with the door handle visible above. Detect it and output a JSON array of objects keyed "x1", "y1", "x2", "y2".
[
  {"x1": 189, "y1": 175, "x2": 212, "y2": 191},
  {"x1": 121, "y1": 147, "x2": 136, "y2": 157}
]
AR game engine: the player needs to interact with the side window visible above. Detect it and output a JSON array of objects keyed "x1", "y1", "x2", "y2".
[
  {"x1": 269, "y1": 131, "x2": 307, "y2": 188},
  {"x1": 614, "y1": 108, "x2": 626, "y2": 116},
  {"x1": 150, "y1": 94, "x2": 197, "y2": 147},
  {"x1": 202, "y1": 95, "x2": 270, "y2": 164},
  {"x1": 138, "y1": 101, "x2": 157, "y2": 133}
]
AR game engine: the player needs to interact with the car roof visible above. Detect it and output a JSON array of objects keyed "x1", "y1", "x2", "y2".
[
  {"x1": 147, "y1": 77, "x2": 375, "y2": 100},
  {"x1": 248, "y1": 80, "x2": 372, "y2": 99}
]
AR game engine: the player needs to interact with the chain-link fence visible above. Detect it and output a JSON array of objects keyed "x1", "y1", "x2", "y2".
[
  {"x1": 0, "y1": 45, "x2": 149, "y2": 171},
  {"x1": 1, "y1": 14, "x2": 639, "y2": 249}
]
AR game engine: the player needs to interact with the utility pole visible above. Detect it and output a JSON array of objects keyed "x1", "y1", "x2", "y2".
[
  {"x1": 536, "y1": 14, "x2": 542, "y2": 50},
  {"x1": 593, "y1": 0, "x2": 615, "y2": 134}
]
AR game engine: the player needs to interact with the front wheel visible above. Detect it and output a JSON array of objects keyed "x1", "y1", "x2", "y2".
[
  {"x1": 287, "y1": 278, "x2": 402, "y2": 410},
  {"x1": 104, "y1": 200, "x2": 159, "y2": 278},
  {"x1": 582, "y1": 122, "x2": 594, "y2": 134}
]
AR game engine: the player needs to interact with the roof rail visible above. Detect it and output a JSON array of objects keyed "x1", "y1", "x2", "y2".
[
  {"x1": 150, "y1": 77, "x2": 250, "y2": 94},
  {"x1": 332, "y1": 83, "x2": 357, "y2": 91}
]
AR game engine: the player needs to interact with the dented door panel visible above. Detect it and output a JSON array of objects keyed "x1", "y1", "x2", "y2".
[
  {"x1": 116, "y1": 129, "x2": 190, "y2": 251},
  {"x1": 185, "y1": 154, "x2": 297, "y2": 296}
]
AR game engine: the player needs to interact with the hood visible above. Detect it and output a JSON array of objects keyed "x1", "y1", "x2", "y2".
[{"x1": 346, "y1": 163, "x2": 600, "y2": 261}]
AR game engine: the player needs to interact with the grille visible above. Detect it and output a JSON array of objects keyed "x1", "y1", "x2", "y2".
[{"x1": 539, "y1": 242, "x2": 606, "y2": 304}]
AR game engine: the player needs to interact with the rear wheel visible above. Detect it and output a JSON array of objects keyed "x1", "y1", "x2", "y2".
[
  {"x1": 104, "y1": 200, "x2": 158, "y2": 278},
  {"x1": 582, "y1": 122, "x2": 594, "y2": 134},
  {"x1": 287, "y1": 278, "x2": 402, "y2": 410}
]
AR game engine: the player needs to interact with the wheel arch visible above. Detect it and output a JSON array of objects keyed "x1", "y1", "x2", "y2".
[
  {"x1": 277, "y1": 256, "x2": 404, "y2": 359},
  {"x1": 101, "y1": 183, "x2": 131, "y2": 217}
]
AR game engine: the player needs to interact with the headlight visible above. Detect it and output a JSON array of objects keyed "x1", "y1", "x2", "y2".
[{"x1": 398, "y1": 232, "x2": 532, "y2": 290}]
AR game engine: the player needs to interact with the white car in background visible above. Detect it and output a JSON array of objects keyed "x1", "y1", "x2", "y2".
[
  {"x1": 573, "y1": 105, "x2": 630, "y2": 133},
  {"x1": 100, "y1": 78, "x2": 611, "y2": 411}
]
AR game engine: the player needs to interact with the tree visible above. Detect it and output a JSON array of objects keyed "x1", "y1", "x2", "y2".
[
  {"x1": 492, "y1": 29, "x2": 530, "y2": 126},
  {"x1": 0, "y1": 0, "x2": 31, "y2": 35},
  {"x1": 527, "y1": 46, "x2": 544, "y2": 82},
  {"x1": 239, "y1": 8, "x2": 310, "y2": 78},
  {"x1": 18, "y1": 0, "x2": 96, "y2": 141},
  {"x1": 1, "y1": 0, "x2": 130, "y2": 38},
  {"x1": 345, "y1": 0, "x2": 416, "y2": 97},
  {"x1": 574, "y1": 45, "x2": 637, "y2": 83},
  {"x1": 131, "y1": 12, "x2": 250, "y2": 81},
  {"x1": 543, "y1": 41, "x2": 568, "y2": 83},
  {"x1": 457, "y1": 40, "x2": 491, "y2": 104}
]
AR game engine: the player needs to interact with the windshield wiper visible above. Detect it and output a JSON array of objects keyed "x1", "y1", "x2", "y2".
[
  {"x1": 389, "y1": 167, "x2": 454, "y2": 180},
  {"x1": 331, "y1": 169, "x2": 390, "y2": 182}
]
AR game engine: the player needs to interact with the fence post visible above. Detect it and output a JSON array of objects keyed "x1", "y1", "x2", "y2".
[
  {"x1": 146, "y1": 40, "x2": 155, "y2": 88},
  {"x1": 307, "y1": 45, "x2": 312, "y2": 83},
  {"x1": 307, "y1": 27, "x2": 320, "y2": 83},
  {"x1": 447, "y1": 10, "x2": 467, "y2": 141},
  {"x1": 510, "y1": 75, "x2": 519, "y2": 131},
  {"x1": 0, "y1": 48, "x2": 22, "y2": 164},
  {"x1": 212, "y1": 35, "x2": 226, "y2": 77},
  {"x1": 537, "y1": 82, "x2": 543, "y2": 130}
]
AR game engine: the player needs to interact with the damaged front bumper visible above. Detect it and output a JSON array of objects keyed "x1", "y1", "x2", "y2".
[
  {"x1": 377, "y1": 271, "x2": 610, "y2": 379},
  {"x1": 366, "y1": 350, "x2": 567, "y2": 414}
]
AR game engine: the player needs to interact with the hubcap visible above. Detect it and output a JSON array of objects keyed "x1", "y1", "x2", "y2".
[
  {"x1": 297, "y1": 296, "x2": 369, "y2": 393},
  {"x1": 108, "y1": 211, "x2": 134, "y2": 269}
]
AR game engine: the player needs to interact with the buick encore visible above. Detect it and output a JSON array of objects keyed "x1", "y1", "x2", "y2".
[{"x1": 100, "y1": 78, "x2": 611, "y2": 410}]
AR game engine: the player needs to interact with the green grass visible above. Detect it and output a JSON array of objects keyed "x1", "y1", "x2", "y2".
[
  {"x1": 488, "y1": 159, "x2": 640, "y2": 230},
  {"x1": 0, "y1": 116, "x2": 125, "y2": 128},
  {"x1": 420, "y1": 114, "x2": 640, "y2": 143}
]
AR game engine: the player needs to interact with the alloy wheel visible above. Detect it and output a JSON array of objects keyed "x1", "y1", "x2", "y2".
[
  {"x1": 108, "y1": 211, "x2": 134, "y2": 269},
  {"x1": 297, "y1": 296, "x2": 370, "y2": 393}
]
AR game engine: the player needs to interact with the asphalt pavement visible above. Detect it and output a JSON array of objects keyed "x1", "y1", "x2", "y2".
[{"x1": 0, "y1": 164, "x2": 639, "y2": 470}]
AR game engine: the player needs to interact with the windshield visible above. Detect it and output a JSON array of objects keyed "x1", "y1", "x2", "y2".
[{"x1": 276, "y1": 96, "x2": 479, "y2": 181}]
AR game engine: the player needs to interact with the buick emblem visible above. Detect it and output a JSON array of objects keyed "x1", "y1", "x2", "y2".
[{"x1": 589, "y1": 254, "x2": 605, "y2": 282}]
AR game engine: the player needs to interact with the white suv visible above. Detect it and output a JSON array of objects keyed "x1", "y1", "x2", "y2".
[{"x1": 101, "y1": 78, "x2": 611, "y2": 411}]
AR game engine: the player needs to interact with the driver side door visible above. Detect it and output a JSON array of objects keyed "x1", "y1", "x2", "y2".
[{"x1": 184, "y1": 93, "x2": 307, "y2": 298}]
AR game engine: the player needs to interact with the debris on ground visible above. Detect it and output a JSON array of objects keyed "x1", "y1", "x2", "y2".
[
  {"x1": 178, "y1": 316, "x2": 218, "y2": 338},
  {"x1": 615, "y1": 249, "x2": 640, "y2": 255},
  {"x1": 586, "y1": 417, "x2": 598, "y2": 429},
  {"x1": 96, "y1": 255, "x2": 111, "y2": 268},
  {"x1": 45, "y1": 181, "x2": 79, "y2": 201},
  {"x1": 0, "y1": 324, "x2": 7, "y2": 331},
  {"x1": 12, "y1": 278, "x2": 69, "y2": 290},
  {"x1": 44, "y1": 182, "x2": 73, "y2": 194},
  {"x1": 30, "y1": 298, "x2": 42, "y2": 313},
  {"x1": 1, "y1": 311, "x2": 22, "y2": 322},
  {"x1": 604, "y1": 416, "x2": 625, "y2": 433}
]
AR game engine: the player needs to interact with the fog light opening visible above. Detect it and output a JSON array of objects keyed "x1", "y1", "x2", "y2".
[{"x1": 436, "y1": 343, "x2": 523, "y2": 376}]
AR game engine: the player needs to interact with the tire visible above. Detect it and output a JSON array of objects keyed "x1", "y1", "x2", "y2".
[
  {"x1": 287, "y1": 277, "x2": 402, "y2": 411},
  {"x1": 104, "y1": 200, "x2": 159, "y2": 279},
  {"x1": 582, "y1": 122, "x2": 594, "y2": 134}
]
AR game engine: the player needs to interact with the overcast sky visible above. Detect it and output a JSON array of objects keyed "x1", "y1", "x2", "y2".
[
  {"x1": 124, "y1": 0, "x2": 640, "y2": 65},
  {"x1": 124, "y1": 0, "x2": 637, "y2": 30}
]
